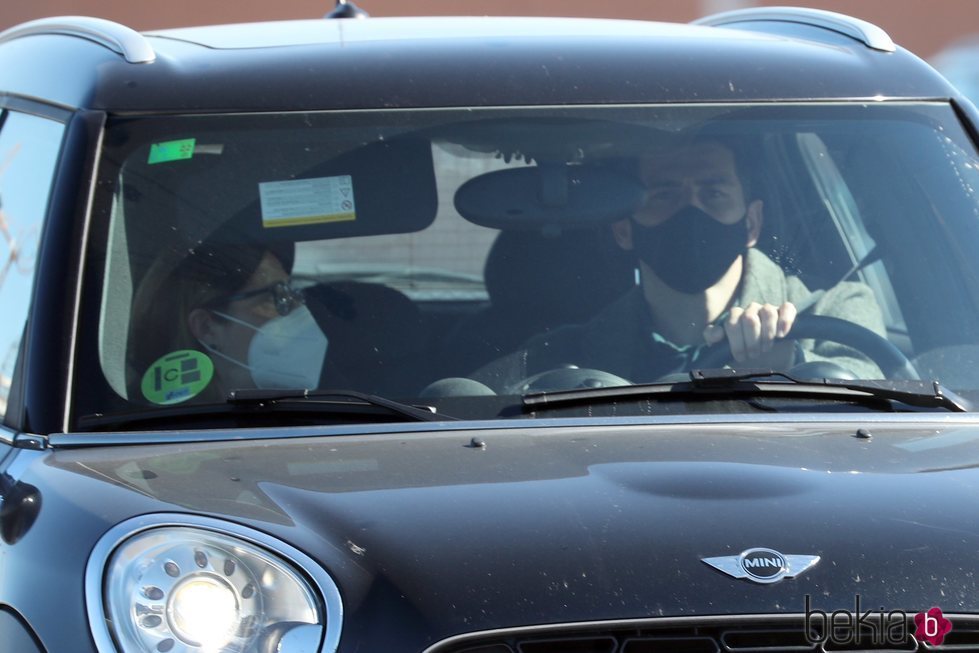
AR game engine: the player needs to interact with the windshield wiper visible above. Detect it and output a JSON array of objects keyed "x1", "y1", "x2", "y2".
[
  {"x1": 522, "y1": 369, "x2": 971, "y2": 413},
  {"x1": 78, "y1": 388, "x2": 454, "y2": 430},
  {"x1": 226, "y1": 388, "x2": 455, "y2": 422}
]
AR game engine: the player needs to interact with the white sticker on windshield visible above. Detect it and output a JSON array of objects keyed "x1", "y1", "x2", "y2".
[{"x1": 258, "y1": 175, "x2": 356, "y2": 227}]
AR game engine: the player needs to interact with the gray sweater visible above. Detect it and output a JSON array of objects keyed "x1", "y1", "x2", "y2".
[{"x1": 473, "y1": 248, "x2": 887, "y2": 390}]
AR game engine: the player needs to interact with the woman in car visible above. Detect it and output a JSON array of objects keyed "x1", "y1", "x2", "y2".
[{"x1": 128, "y1": 230, "x2": 328, "y2": 405}]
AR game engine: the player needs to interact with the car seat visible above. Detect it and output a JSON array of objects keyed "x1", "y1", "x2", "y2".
[
  {"x1": 305, "y1": 280, "x2": 429, "y2": 396},
  {"x1": 437, "y1": 227, "x2": 635, "y2": 377}
]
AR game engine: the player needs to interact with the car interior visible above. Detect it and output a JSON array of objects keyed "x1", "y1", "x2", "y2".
[{"x1": 83, "y1": 103, "x2": 979, "y2": 420}]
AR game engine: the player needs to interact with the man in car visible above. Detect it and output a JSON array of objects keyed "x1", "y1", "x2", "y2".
[{"x1": 474, "y1": 135, "x2": 887, "y2": 389}]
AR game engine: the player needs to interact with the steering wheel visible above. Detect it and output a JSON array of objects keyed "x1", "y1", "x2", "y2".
[
  {"x1": 509, "y1": 315, "x2": 917, "y2": 394},
  {"x1": 507, "y1": 366, "x2": 633, "y2": 395},
  {"x1": 694, "y1": 314, "x2": 917, "y2": 380}
]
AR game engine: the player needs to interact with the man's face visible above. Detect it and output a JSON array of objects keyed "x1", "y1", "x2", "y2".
[{"x1": 633, "y1": 141, "x2": 748, "y2": 226}]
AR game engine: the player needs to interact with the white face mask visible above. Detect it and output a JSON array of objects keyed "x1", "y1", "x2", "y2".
[{"x1": 202, "y1": 306, "x2": 328, "y2": 390}]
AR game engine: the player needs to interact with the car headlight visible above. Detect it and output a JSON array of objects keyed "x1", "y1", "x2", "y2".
[{"x1": 86, "y1": 515, "x2": 342, "y2": 653}]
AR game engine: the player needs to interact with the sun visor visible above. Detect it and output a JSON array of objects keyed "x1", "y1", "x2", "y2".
[{"x1": 228, "y1": 138, "x2": 437, "y2": 243}]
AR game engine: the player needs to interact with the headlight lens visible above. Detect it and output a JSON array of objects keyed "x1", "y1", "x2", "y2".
[
  {"x1": 168, "y1": 576, "x2": 240, "y2": 647},
  {"x1": 100, "y1": 525, "x2": 324, "y2": 653}
]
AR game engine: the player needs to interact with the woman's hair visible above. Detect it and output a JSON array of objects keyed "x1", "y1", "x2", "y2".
[{"x1": 127, "y1": 225, "x2": 293, "y2": 401}]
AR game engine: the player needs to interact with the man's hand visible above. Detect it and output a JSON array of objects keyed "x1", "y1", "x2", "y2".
[{"x1": 703, "y1": 301, "x2": 797, "y2": 367}]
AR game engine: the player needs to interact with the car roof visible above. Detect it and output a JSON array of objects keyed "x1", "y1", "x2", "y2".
[{"x1": 0, "y1": 12, "x2": 958, "y2": 114}]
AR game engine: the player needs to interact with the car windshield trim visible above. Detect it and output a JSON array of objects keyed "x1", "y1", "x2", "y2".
[{"x1": 48, "y1": 410, "x2": 979, "y2": 449}]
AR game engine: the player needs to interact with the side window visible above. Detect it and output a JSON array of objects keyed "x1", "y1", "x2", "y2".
[
  {"x1": 795, "y1": 132, "x2": 907, "y2": 337},
  {"x1": 0, "y1": 110, "x2": 66, "y2": 422}
]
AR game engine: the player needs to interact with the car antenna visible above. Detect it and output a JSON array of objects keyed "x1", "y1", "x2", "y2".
[{"x1": 325, "y1": 0, "x2": 370, "y2": 18}]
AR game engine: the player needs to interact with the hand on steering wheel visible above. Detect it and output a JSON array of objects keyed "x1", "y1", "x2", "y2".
[
  {"x1": 703, "y1": 302, "x2": 797, "y2": 368},
  {"x1": 696, "y1": 314, "x2": 917, "y2": 379}
]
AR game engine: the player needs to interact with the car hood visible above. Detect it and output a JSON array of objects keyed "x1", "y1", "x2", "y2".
[{"x1": 34, "y1": 419, "x2": 979, "y2": 643}]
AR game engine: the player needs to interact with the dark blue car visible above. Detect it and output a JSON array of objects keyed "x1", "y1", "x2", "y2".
[{"x1": 2, "y1": 5, "x2": 979, "y2": 653}]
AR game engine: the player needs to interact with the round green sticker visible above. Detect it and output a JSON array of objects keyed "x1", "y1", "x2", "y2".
[{"x1": 141, "y1": 350, "x2": 214, "y2": 405}]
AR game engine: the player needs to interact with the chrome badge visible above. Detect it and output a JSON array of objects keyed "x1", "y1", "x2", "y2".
[{"x1": 702, "y1": 548, "x2": 820, "y2": 584}]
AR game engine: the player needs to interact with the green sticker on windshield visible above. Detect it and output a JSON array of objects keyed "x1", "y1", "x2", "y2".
[
  {"x1": 148, "y1": 138, "x2": 196, "y2": 165},
  {"x1": 141, "y1": 350, "x2": 214, "y2": 405}
]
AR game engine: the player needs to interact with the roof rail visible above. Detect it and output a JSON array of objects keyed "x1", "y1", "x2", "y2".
[
  {"x1": 692, "y1": 6, "x2": 895, "y2": 53},
  {"x1": 0, "y1": 16, "x2": 155, "y2": 63}
]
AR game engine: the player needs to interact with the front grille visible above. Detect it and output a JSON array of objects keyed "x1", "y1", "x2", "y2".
[{"x1": 426, "y1": 615, "x2": 979, "y2": 653}]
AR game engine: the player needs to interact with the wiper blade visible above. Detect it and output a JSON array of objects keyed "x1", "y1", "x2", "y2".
[
  {"x1": 523, "y1": 368, "x2": 971, "y2": 413},
  {"x1": 226, "y1": 388, "x2": 456, "y2": 422},
  {"x1": 78, "y1": 389, "x2": 454, "y2": 430},
  {"x1": 689, "y1": 369, "x2": 971, "y2": 412}
]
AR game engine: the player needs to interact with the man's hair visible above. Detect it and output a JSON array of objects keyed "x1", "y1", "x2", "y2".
[
  {"x1": 685, "y1": 130, "x2": 761, "y2": 203},
  {"x1": 598, "y1": 127, "x2": 762, "y2": 203}
]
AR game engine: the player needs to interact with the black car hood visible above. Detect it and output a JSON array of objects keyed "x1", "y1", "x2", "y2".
[{"x1": 37, "y1": 418, "x2": 979, "y2": 644}]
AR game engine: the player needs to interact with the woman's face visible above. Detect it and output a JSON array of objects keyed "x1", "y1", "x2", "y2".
[{"x1": 189, "y1": 251, "x2": 291, "y2": 390}]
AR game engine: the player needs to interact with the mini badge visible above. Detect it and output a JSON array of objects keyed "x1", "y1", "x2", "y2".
[
  {"x1": 702, "y1": 548, "x2": 820, "y2": 584},
  {"x1": 141, "y1": 350, "x2": 214, "y2": 405}
]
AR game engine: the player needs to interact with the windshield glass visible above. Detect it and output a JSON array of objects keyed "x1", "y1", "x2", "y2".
[{"x1": 76, "y1": 103, "x2": 979, "y2": 427}]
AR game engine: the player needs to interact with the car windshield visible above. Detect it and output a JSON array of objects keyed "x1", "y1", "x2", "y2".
[{"x1": 75, "y1": 102, "x2": 979, "y2": 427}]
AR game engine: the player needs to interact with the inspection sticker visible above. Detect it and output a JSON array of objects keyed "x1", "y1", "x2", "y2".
[
  {"x1": 259, "y1": 175, "x2": 356, "y2": 228},
  {"x1": 141, "y1": 350, "x2": 214, "y2": 405},
  {"x1": 147, "y1": 138, "x2": 196, "y2": 165}
]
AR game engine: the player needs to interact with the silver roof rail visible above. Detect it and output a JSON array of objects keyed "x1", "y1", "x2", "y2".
[
  {"x1": 0, "y1": 16, "x2": 155, "y2": 63},
  {"x1": 693, "y1": 6, "x2": 895, "y2": 53}
]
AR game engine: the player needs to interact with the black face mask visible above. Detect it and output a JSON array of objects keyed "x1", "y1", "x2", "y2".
[{"x1": 630, "y1": 204, "x2": 748, "y2": 294}]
